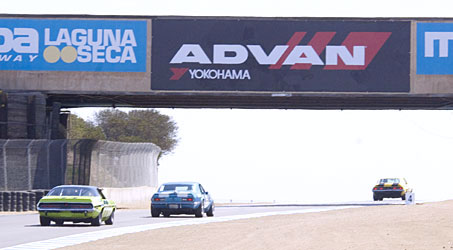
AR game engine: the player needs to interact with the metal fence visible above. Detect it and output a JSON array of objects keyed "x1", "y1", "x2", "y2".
[
  {"x1": 0, "y1": 139, "x2": 161, "y2": 191},
  {"x1": 67, "y1": 140, "x2": 161, "y2": 188},
  {"x1": 0, "y1": 139, "x2": 67, "y2": 191}
]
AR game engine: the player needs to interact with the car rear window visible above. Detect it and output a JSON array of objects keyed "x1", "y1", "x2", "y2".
[
  {"x1": 159, "y1": 184, "x2": 193, "y2": 192},
  {"x1": 47, "y1": 187, "x2": 100, "y2": 197},
  {"x1": 379, "y1": 178, "x2": 400, "y2": 184}
]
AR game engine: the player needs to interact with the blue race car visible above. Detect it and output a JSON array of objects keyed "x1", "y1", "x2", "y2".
[{"x1": 151, "y1": 182, "x2": 214, "y2": 218}]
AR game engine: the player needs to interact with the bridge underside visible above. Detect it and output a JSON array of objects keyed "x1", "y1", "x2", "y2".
[
  {"x1": 47, "y1": 92, "x2": 453, "y2": 110},
  {"x1": 5, "y1": 91, "x2": 452, "y2": 141}
]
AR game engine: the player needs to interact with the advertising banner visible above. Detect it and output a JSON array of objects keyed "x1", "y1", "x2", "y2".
[
  {"x1": 151, "y1": 19, "x2": 410, "y2": 92},
  {"x1": 417, "y1": 22, "x2": 453, "y2": 75},
  {"x1": 0, "y1": 19, "x2": 147, "y2": 72}
]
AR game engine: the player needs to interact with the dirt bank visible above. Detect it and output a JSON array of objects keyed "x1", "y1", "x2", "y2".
[{"x1": 62, "y1": 200, "x2": 453, "y2": 250}]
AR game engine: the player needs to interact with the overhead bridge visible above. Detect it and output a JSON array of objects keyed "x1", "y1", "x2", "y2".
[
  {"x1": 2, "y1": 15, "x2": 453, "y2": 139},
  {"x1": 47, "y1": 92, "x2": 453, "y2": 110}
]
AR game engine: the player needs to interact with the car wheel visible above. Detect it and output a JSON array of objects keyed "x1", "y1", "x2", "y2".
[
  {"x1": 91, "y1": 212, "x2": 102, "y2": 226},
  {"x1": 373, "y1": 194, "x2": 379, "y2": 201},
  {"x1": 105, "y1": 210, "x2": 115, "y2": 225},
  {"x1": 195, "y1": 201, "x2": 204, "y2": 218},
  {"x1": 401, "y1": 195, "x2": 406, "y2": 200},
  {"x1": 163, "y1": 212, "x2": 170, "y2": 217},
  {"x1": 55, "y1": 219, "x2": 64, "y2": 226},
  {"x1": 206, "y1": 203, "x2": 214, "y2": 217},
  {"x1": 40, "y1": 216, "x2": 50, "y2": 226},
  {"x1": 151, "y1": 207, "x2": 160, "y2": 217}
]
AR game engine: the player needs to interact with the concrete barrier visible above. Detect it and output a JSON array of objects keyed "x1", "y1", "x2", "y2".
[{"x1": 102, "y1": 186, "x2": 156, "y2": 209}]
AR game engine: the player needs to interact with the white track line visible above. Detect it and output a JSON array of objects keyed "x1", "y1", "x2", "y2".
[{"x1": 1, "y1": 206, "x2": 354, "y2": 250}]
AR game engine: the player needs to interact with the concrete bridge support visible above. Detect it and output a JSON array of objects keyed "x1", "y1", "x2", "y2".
[{"x1": 0, "y1": 92, "x2": 66, "y2": 140}]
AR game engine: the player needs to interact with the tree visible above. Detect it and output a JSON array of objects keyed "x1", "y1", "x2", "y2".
[
  {"x1": 68, "y1": 114, "x2": 106, "y2": 140},
  {"x1": 94, "y1": 109, "x2": 178, "y2": 154}
]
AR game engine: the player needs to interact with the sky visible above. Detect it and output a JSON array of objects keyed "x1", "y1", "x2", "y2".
[
  {"x1": 70, "y1": 108, "x2": 453, "y2": 203},
  {"x1": 4, "y1": 0, "x2": 453, "y2": 203},
  {"x1": 2, "y1": 0, "x2": 453, "y2": 18}
]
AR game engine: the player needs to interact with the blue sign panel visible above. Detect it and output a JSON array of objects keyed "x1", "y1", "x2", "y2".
[
  {"x1": 417, "y1": 22, "x2": 453, "y2": 75},
  {"x1": 0, "y1": 19, "x2": 147, "y2": 72}
]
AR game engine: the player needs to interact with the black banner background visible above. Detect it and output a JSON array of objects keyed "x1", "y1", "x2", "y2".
[{"x1": 151, "y1": 19, "x2": 410, "y2": 93}]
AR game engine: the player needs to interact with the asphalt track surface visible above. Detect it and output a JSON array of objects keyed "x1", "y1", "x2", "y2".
[{"x1": 0, "y1": 201, "x2": 404, "y2": 249}]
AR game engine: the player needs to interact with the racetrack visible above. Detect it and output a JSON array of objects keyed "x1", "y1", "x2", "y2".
[
  {"x1": 0, "y1": 201, "x2": 403, "y2": 249},
  {"x1": 63, "y1": 199, "x2": 452, "y2": 250}
]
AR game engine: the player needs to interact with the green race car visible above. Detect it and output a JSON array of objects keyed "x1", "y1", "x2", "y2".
[{"x1": 37, "y1": 185, "x2": 116, "y2": 226}]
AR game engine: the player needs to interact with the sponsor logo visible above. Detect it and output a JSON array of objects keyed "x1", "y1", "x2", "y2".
[
  {"x1": 0, "y1": 28, "x2": 39, "y2": 62},
  {"x1": 169, "y1": 32, "x2": 391, "y2": 80},
  {"x1": 43, "y1": 28, "x2": 138, "y2": 64},
  {"x1": 417, "y1": 23, "x2": 453, "y2": 75},
  {"x1": 0, "y1": 28, "x2": 138, "y2": 64},
  {"x1": 0, "y1": 19, "x2": 146, "y2": 72},
  {"x1": 187, "y1": 69, "x2": 251, "y2": 80},
  {"x1": 423, "y1": 32, "x2": 453, "y2": 58}
]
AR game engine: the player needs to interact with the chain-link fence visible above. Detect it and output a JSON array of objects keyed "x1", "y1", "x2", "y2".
[
  {"x1": 66, "y1": 140, "x2": 161, "y2": 188},
  {"x1": 0, "y1": 139, "x2": 161, "y2": 191},
  {"x1": 0, "y1": 139, "x2": 67, "y2": 191}
]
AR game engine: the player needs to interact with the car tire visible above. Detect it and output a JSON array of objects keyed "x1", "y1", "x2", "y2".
[
  {"x1": 163, "y1": 212, "x2": 170, "y2": 217},
  {"x1": 105, "y1": 210, "x2": 114, "y2": 225},
  {"x1": 91, "y1": 212, "x2": 102, "y2": 226},
  {"x1": 373, "y1": 194, "x2": 379, "y2": 201},
  {"x1": 195, "y1": 201, "x2": 204, "y2": 218},
  {"x1": 151, "y1": 207, "x2": 160, "y2": 217},
  {"x1": 206, "y1": 203, "x2": 214, "y2": 217},
  {"x1": 401, "y1": 195, "x2": 406, "y2": 201},
  {"x1": 40, "y1": 216, "x2": 50, "y2": 226},
  {"x1": 55, "y1": 219, "x2": 64, "y2": 226}
]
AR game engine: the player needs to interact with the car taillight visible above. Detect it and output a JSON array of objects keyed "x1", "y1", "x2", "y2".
[
  {"x1": 379, "y1": 187, "x2": 383, "y2": 190},
  {"x1": 40, "y1": 204, "x2": 59, "y2": 208},
  {"x1": 187, "y1": 198, "x2": 193, "y2": 201},
  {"x1": 373, "y1": 187, "x2": 377, "y2": 190},
  {"x1": 154, "y1": 198, "x2": 164, "y2": 201},
  {"x1": 75, "y1": 204, "x2": 92, "y2": 209}
]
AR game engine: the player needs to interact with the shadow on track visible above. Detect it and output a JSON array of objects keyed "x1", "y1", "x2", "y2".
[
  {"x1": 25, "y1": 224, "x2": 106, "y2": 227},
  {"x1": 142, "y1": 215, "x2": 198, "y2": 219}
]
